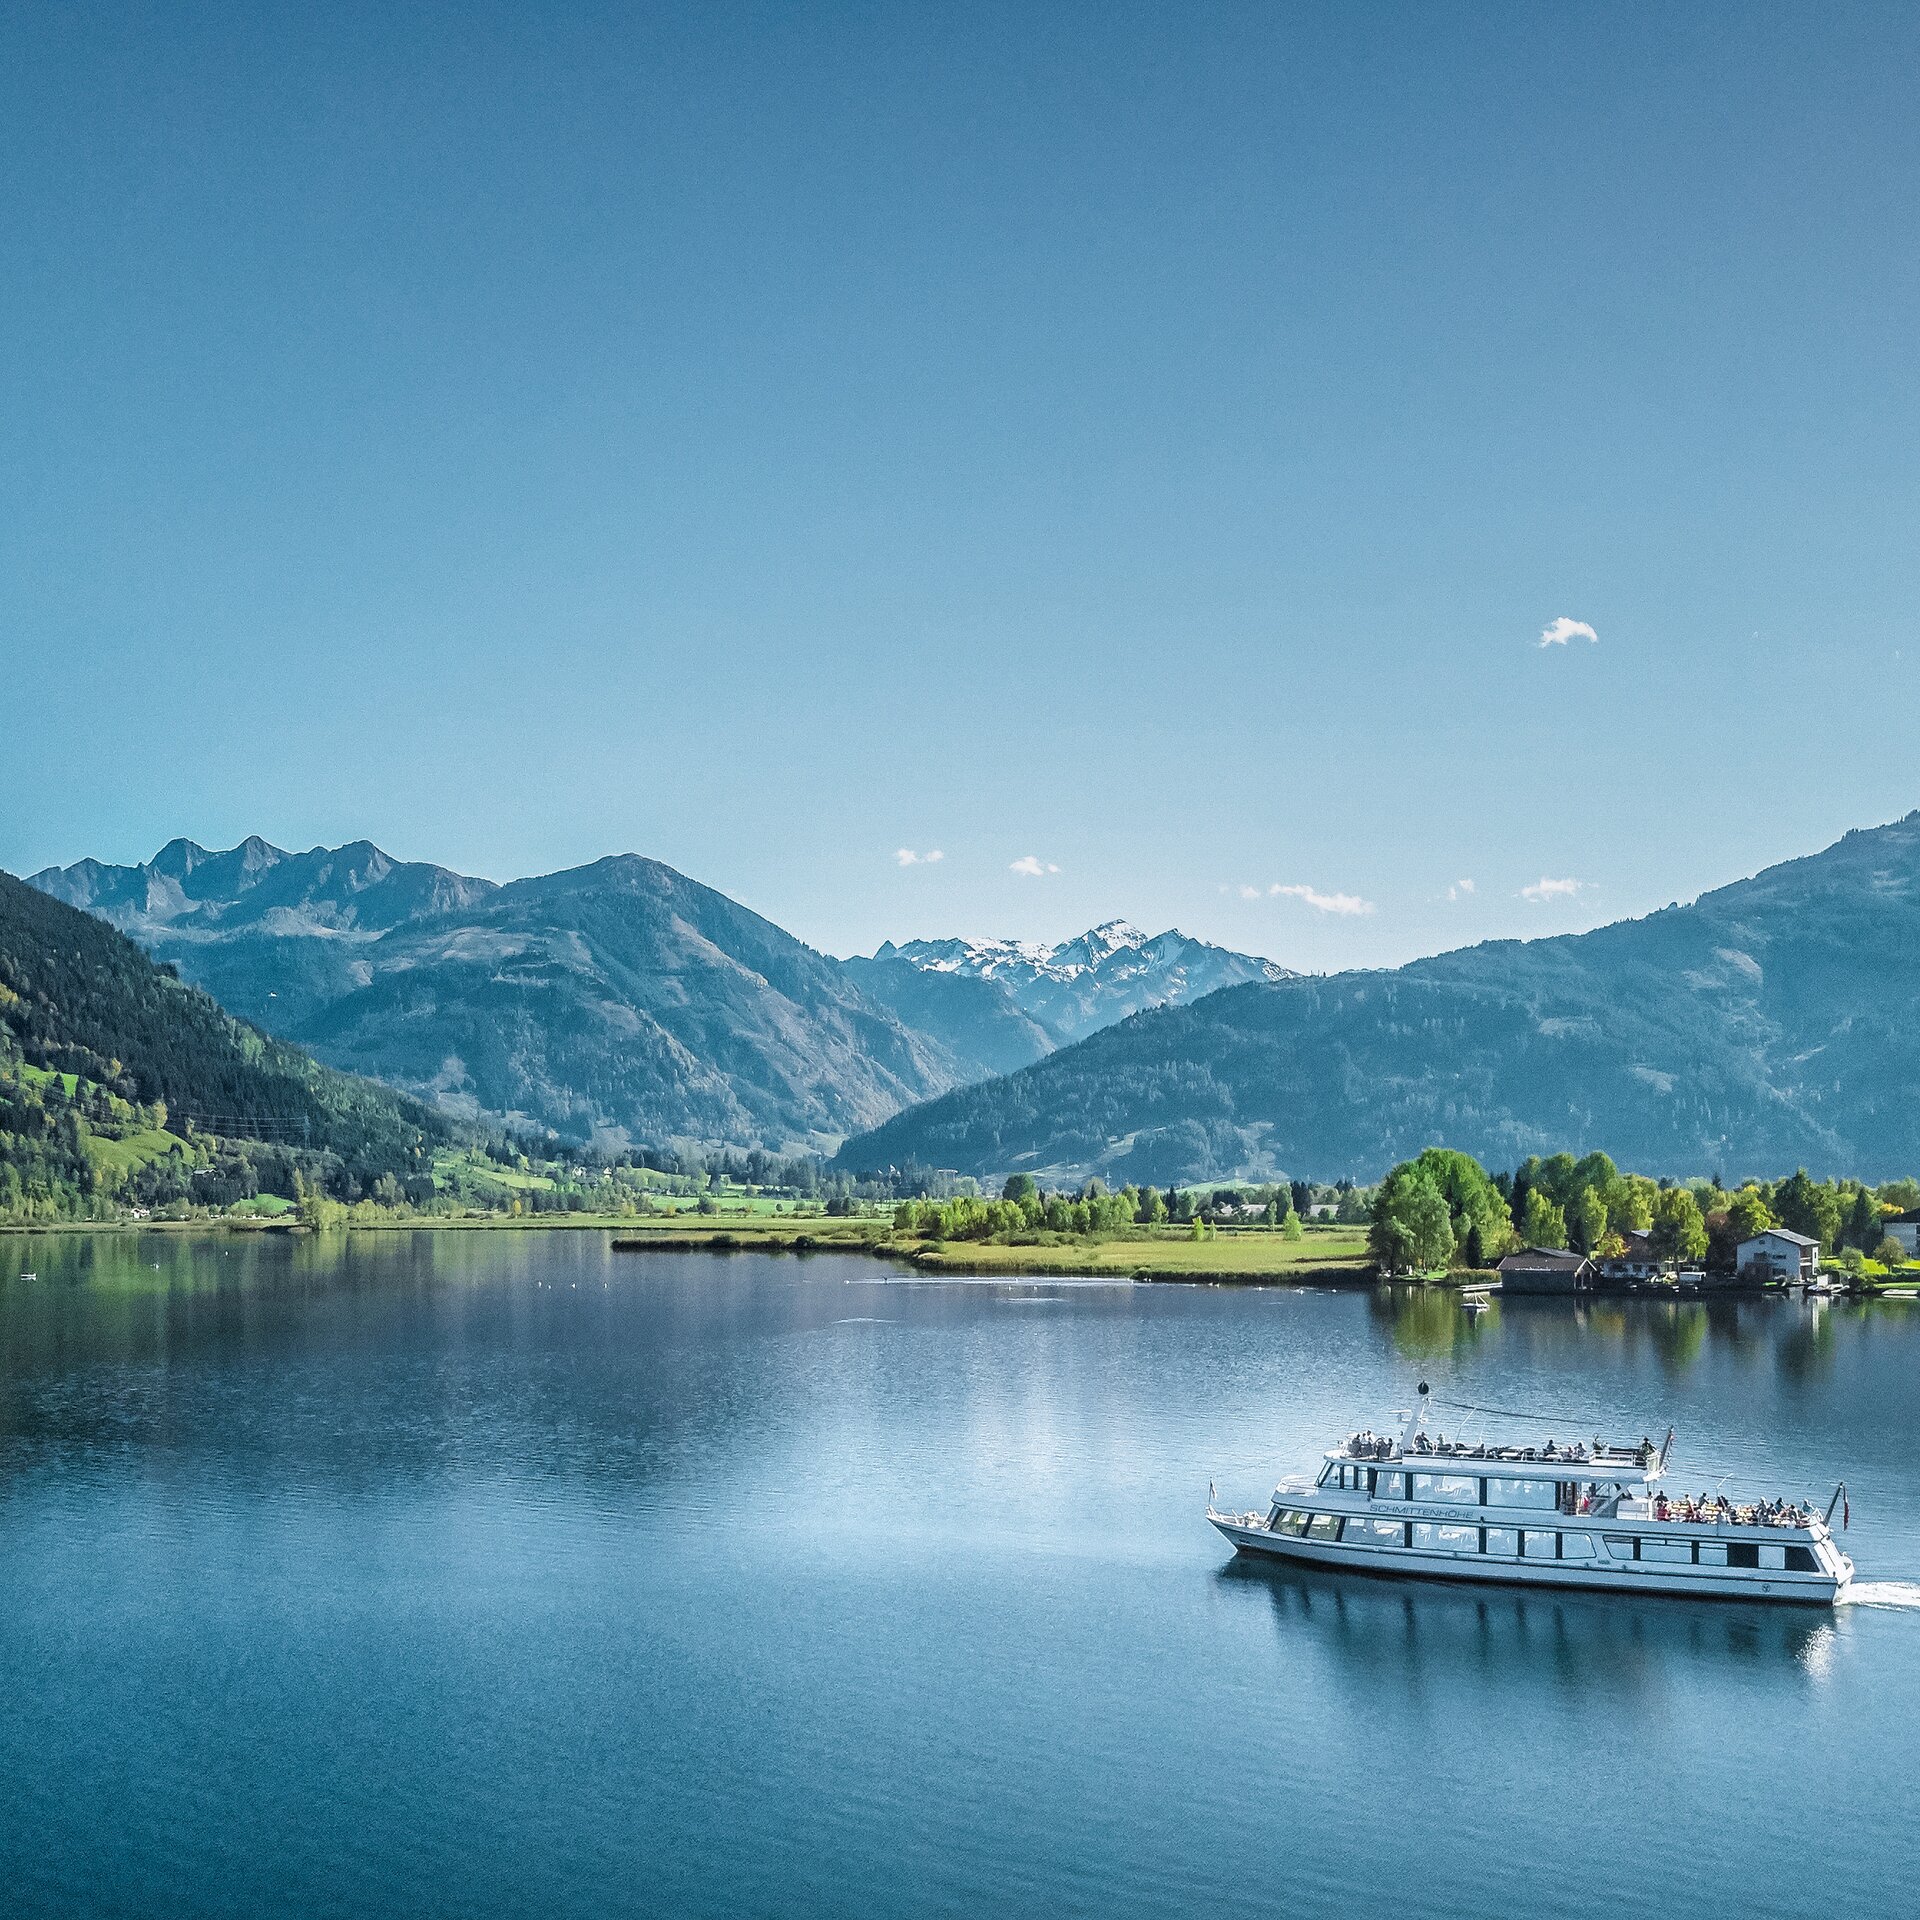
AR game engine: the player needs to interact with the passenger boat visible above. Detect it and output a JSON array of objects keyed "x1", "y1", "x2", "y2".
[{"x1": 1208, "y1": 1386, "x2": 1853, "y2": 1604}]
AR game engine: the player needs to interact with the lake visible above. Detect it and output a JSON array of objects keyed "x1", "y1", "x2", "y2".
[{"x1": 1, "y1": 1231, "x2": 1915, "y2": 1918}]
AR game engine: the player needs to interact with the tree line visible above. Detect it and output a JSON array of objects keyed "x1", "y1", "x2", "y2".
[
  {"x1": 890, "y1": 1174, "x2": 1367, "y2": 1244},
  {"x1": 1368, "y1": 1147, "x2": 1916, "y2": 1276}
]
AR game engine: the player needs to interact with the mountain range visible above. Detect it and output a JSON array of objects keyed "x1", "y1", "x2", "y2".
[
  {"x1": 839, "y1": 812, "x2": 1920, "y2": 1184},
  {"x1": 27, "y1": 840, "x2": 1274, "y2": 1152},
  {"x1": 34, "y1": 813, "x2": 1920, "y2": 1181}
]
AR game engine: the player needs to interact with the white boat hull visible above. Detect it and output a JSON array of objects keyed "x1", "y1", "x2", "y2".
[{"x1": 1211, "y1": 1513, "x2": 1851, "y2": 1605}]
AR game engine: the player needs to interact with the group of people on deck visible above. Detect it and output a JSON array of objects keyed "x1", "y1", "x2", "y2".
[{"x1": 1652, "y1": 1491, "x2": 1809, "y2": 1528}]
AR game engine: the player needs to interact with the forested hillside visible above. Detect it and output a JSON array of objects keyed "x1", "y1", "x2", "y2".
[
  {"x1": 840, "y1": 813, "x2": 1920, "y2": 1185},
  {"x1": 0, "y1": 869, "x2": 446, "y2": 1219}
]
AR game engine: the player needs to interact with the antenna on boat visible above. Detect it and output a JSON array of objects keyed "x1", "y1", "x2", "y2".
[
  {"x1": 1400, "y1": 1381, "x2": 1431, "y2": 1448},
  {"x1": 1824, "y1": 1482, "x2": 1849, "y2": 1531},
  {"x1": 1657, "y1": 1426, "x2": 1676, "y2": 1475}
]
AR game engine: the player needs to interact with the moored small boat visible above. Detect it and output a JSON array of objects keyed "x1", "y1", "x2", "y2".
[{"x1": 1208, "y1": 1386, "x2": 1853, "y2": 1604}]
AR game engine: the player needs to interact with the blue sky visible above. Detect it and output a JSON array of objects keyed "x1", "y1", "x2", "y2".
[{"x1": 5, "y1": 2, "x2": 1916, "y2": 970}]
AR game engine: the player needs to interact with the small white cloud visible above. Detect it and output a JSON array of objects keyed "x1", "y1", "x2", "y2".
[
  {"x1": 1538, "y1": 616, "x2": 1598, "y2": 649},
  {"x1": 1270, "y1": 883, "x2": 1375, "y2": 917},
  {"x1": 895, "y1": 848, "x2": 944, "y2": 866},
  {"x1": 1237, "y1": 883, "x2": 1261, "y2": 900},
  {"x1": 1009, "y1": 855, "x2": 1060, "y2": 877},
  {"x1": 1521, "y1": 876, "x2": 1586, "y2": 902},
  {"x1": 1447, "y1": 878, "x2": 1476, "y2": 901}
]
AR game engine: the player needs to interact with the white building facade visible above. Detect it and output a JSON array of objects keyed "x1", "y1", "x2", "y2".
[{"x1": 1735, "y1": 1227, "x2": 1820, "y2": 1281}]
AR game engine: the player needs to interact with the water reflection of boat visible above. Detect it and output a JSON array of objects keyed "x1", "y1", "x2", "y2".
[
  {"x1": 1216, "y1": 1554, "x2": 1841, "y2": 1679},
  {"x1": 1207, "y1": 1385, "x2": 1854, "y2": 1605}
]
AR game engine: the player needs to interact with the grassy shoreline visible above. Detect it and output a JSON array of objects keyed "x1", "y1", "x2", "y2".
[{"x1": 606, "y1": 1218, "x2": 1377, "y2": 1284}]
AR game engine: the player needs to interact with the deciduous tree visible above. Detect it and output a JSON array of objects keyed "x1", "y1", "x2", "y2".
[{"x1": 1650, "y1": 1186, "x2": 1707, "y2": 1266}]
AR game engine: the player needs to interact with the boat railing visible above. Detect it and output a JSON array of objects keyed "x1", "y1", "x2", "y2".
[
  {"x1": 1344, "y1": 1443, "x2": 1658, "y2": 1466},
  {"x1": 1344, "y1": 1431, "x2": 1658, "y2": 1469}
]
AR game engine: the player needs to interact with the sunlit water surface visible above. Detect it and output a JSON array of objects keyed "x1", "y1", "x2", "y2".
[{"x1": 2, "y1": 1232, "x2": 1916, "y2": 1919}]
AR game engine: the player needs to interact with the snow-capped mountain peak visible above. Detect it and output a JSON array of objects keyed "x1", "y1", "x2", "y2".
[
  {"x1": 1049, "y1": 919, "x2": 1148, "y2": 972},
  {"x1": 874, "y1": 935, "x2": 1056, "y2": 976},
  {"x1": 865, "y1": 921, "x2": 1292, "y2": 1046}
]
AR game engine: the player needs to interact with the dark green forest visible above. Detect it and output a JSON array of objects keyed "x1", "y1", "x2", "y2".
[{"x1": 0, "y1": 869, "x2": 445, "y2": 1220}]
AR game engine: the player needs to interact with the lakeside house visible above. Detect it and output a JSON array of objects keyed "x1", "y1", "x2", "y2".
[
  {"x1": 1496, "y1": 1247, "x2": 1595, "y2": 1295},
  {"x1": 1887, "y1": 1210, "x2": 1920, "y2": 1259},
  {"x1": 1736, "y1": 1227, "x2": 1820, "y2": 1282},
  {"x1": 1595, "y1": 1226, "x2": 1660, "y2": 1284}
]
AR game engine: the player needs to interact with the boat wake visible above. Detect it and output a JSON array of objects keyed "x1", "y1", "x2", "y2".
[{"x1": 1840, "y1": 1580, "x2": 1920, "y2": 1610}]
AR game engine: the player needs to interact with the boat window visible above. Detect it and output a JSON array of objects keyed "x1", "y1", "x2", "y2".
[
  {"x1": 1409, "y1": 1473, "x2": 1479, "y2": 1505},
  {"x1": 1279, "y1": 1510, "x2": 1312, "y2": 1536},
  {"x1": 1306, "y1": 1513, "x2": 1343, "y2": 1542},
  {"x1": 1487, "y1": 1477, "x2": 1560, "y2": 1510},
  {"x1": 1374, "y1": 1471, "x2": 1407, "y2": 1499},
  {"x1": 1344, "y1": 1517, "x2": 1408, "y2": 1547},
  {"x1": 1697, "y1": 1542, "x2": 1728, "y2": 1567},
  {"x1": 1758, "y1": 1545, "x2": 1786, "y2": 1572},
  {"x1": 1317, "y1": 1462, "x2": 1333, "y2": 1488},
  {"x1": 1641, "y1": 1538, "x2": 1690, "y2": 1565},
  {"x1": 1559, "y1": 1533, "x2": 1595, "y2": 1559},
  {"x1": 1483, "y1": 1526, "x2": 1519, "y2": 1556},
  {"x1": 1726, "y1": 1542, "x2": 1760, "y2": 1569},
  {"x1": 1603, "y1": 1535, "x2": 1639, "y2": 1561},
  {"x1": 1785, "y1": 1546, "x2": 1819, "y2": 1573},
  {"x1": 1521, "y1": 1530, "x2": 1558, "y2": 1560},
  {"x1": 1412, "y1": 1522, "x2": 1477, "y2": 1552}
]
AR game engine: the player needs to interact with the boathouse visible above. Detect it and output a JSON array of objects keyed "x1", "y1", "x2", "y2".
[{"x1": 1496, "y1": 1247, "x2": 1595, "y2": 1295}]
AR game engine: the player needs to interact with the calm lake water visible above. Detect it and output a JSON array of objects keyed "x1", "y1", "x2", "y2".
[{"x1": 2, "y1": 1232, "x2": 1916, "y2": 1919}]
